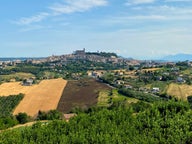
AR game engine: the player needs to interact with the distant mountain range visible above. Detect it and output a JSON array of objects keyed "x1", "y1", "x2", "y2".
[{"x1": 161, "y1": 54, "x2": 192, "y2": 62}]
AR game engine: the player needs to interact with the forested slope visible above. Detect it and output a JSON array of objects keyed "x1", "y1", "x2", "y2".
[{"x1": 1, "y1": 100, "x2": 192, "y2": 143}]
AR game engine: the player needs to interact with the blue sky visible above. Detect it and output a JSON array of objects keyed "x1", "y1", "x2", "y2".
[{"x1": 0, "y1": 0, "x2": 192, "y2": 59}]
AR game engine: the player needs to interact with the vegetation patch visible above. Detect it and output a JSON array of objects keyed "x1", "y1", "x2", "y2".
[
  {"x1": 0, "y1": 72, "x2": 34, "y2": 82},
  {"x1": 1, "y1": 100, "x2": 192, "y2": 143},
  {"x1": 97, "y1": 89, "x2": 138, "y2": 107},
  {"x1": 118, "y1": 88, "x2": 166, "y2": 102},
  {"x1": 0, "y1": 94, "x2": 24, "y2": 130},
  {"x1": 150, "y1": 81, "x2": 169, "y2": 94},
  {"x1": 0, "y1": 94, "x2": 24, "y2": 117}
]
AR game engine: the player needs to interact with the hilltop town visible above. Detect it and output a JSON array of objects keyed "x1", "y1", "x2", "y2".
[{"x1": 0, "y1": 48, "x2": 178, "y2": 69}]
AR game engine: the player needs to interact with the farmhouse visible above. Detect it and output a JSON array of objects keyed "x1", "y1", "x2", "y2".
[
  {"x1": 87, "y1": 70, "x2": 105, "y2": 78},
  {"x1": 116, "y1": 80, "x2": 125, "y2": 85},
  {"x1": 124, "y1": 84, "x2": 133, "y2": 89},
  {"x1": 22, "y1": 79, "x2": 33, "y2": 86},
  {"x1": 152, "y1": 87, "x2": 160, "y2": 93},
  {"x1": 64, "y1": 114, "x2": 77, "y2": 122},
  {"x1": 177, "y1": 77, "x2": 185, "y2": 83}
]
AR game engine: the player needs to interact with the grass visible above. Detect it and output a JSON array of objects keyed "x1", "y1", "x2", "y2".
[
  {"x1": 0, "y1": 72, "x2": 35, "y2": 82},
  {"x1": 141, "y1": 68, "x2": 162, "y2": 72},
  {"x1": 97, "y1": 89, "x2": 138, "y2": 107},
  {"x1": 43, "y1": 71, "x2": 62, "y2": 78},
  {"x1": 3, "y1": 66, "x2": 16, "y2": 70},
  {"x1": 166, "y1": 83, "x2": 192, "y2": 100},
  {"x1": 181, "y1": 68, "x2": 192, "y2": 75},
  {"x1": 149, "y1": 81, "x2": 169, "y2": 94},
  {"x1": 97, "y1": 91, "x2": 110, "y2": 107}
]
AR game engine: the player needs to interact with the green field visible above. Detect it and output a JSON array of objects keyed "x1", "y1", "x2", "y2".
[
  {"x1": 0, "y1": 94, "x2": 24, "y2": 117},
  {"x1": 148, "y1": 81, "x2": 169, "y2": 94},
  {"x1": 97, "y1": 89, "x2": 138, "y2": 107},
  {"x1": 0, "y1": 72, "x2": 34, "y2": 82}
]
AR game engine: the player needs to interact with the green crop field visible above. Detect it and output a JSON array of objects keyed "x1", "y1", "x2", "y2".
[
  {"x1": 0, "y1": 94, "x2": 24, "y2": 117},
  {"x1": 0, "y1": 72, "x2": 34, "y2": 82}
]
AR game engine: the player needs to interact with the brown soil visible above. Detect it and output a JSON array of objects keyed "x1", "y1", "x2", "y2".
[{"x1": 57, "y1": 78, "x2": 111, "y2": 113}]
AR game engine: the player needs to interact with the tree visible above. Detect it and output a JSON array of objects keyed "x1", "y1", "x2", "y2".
[
  {"x1": 16, "y1": 112, "x2": 29, "y2": 124},
  {"x1": 129, "y1": 65, "x2": 134, "y2": 71},
  {"x1": 37, "y1": 110, "x2": 63, "y2": 120}
]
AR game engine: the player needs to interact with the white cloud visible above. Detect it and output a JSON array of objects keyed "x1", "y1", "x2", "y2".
[
  {"x1": 49, "y1": 0, "x2": 108, "y2": 14},
  {"x1": 19, "y1": 25, "x2": 52, "y2": 32},
  {"x1": 14, "y1": 0, "x2": 108, "y2": 25},
  {"x1": 101, "y1": 15, "x2": 167, "y2": 26},
  {"x1": 124, "y1": 15, "x2": 167, "y2": 20},
  {"x1": 14, "y1": 12, "x2": 50, "y2": 25},
  {"x1": 165, "y1": 0, "x2": 192, "y2": 2},
  {"x1": 128, "y1": 5, "x2": 192, "y2": 21},
  {"x1": 125, "y1": 0, "x2": 155, "y2": 5}
]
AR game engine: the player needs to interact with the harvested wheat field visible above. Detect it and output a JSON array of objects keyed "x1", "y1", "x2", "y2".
[
  {"x1": 0, "y1": 82, "x2": 37, "y2": 96},
  {"x1": 12, "y1": 78, "x2": 67, "y2": 117},
  {"x1": 167, "y1": 83, "x2": 192, "y2": 100},
  {"x1": 141, "y1": 68, "x2": 161, "y2": 72}
]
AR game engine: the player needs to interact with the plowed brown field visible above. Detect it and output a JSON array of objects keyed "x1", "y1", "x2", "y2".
[
  {"x1": 57, "y1": 78, "x2": 111, "y2": 113},
  {"x1": 0, "y1": 78, "x2": 67, "y2": 117}
]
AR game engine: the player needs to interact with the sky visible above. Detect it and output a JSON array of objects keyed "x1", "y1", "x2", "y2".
[{"x1": 0, "y1": 0, "x2": 192, "y2": 59}]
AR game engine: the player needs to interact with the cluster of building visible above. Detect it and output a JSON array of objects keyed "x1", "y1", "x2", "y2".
[{"x1": 41, "y1": 49, "x2": 140, "y2": 66}]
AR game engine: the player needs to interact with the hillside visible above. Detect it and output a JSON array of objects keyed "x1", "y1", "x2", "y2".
[{"x1": 0, "y1": 100, "x2": 191, "y2": 143}]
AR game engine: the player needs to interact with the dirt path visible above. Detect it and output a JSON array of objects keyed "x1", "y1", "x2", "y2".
[{"x1": 0, "y1": 120, "x2": 49, "y2": 133}]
